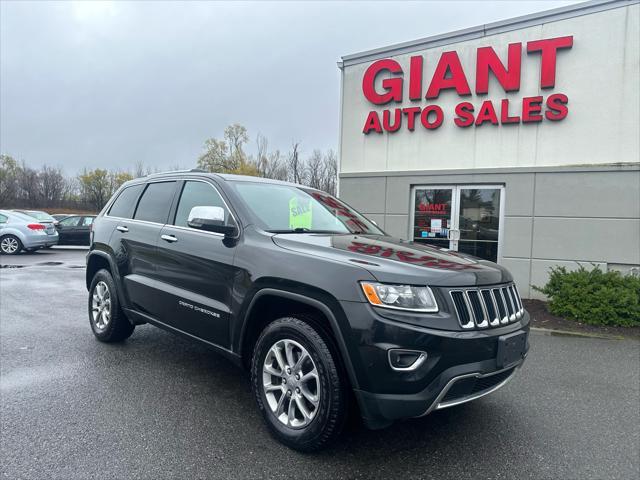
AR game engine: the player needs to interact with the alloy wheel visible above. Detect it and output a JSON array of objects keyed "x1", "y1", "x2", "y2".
[
  {"x1": 262, "y1": 339, "x2": 320, "y2": 429},
  {"x1": 91, "y1": 281, "x2": 112, "y2": 330},
  {"x1": 0, "y1": 237, "x2": 19, "y2": 254}
]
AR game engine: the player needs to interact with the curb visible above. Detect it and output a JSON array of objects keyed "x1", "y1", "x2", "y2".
[{"x1": 530, "y1": 327, "x2": 635, "y2": 341}]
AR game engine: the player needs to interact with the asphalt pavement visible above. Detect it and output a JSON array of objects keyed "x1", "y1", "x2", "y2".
[{"x1": 1, "y1": 249, "x2": 639, "y2": 480}]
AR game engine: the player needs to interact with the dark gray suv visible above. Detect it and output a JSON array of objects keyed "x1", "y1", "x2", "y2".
[{"x1": 86, "y1": 170, "x2": 529, "y2": 451}]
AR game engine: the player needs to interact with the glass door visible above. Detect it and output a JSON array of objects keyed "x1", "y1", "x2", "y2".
[
  {"x1": 411, "y1": 185, "x2": 504, "y2": 262},
  {"x1": 455, "y1": 187, "x2": 502, "y2": 262},
  {"x1": 412, "y1": 187, "x2": 455, "y2": 249}
]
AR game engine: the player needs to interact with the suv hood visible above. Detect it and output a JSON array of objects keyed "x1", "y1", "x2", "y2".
[{"x1": 271, "y1": 233, "x2": 512, "y2": 287}]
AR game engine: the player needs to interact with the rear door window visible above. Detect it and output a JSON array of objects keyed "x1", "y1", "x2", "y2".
[
  {"x1": 108, "y1": 184, "x2": 144, "y2": 219},
  {"x1": 173, "y1": 181, "x2": 227, "y2": 228},
  {"x1": 81, "y1": 216, "x2": 95, "y2": 226},
  {"x1": 134, "y1": 182, "x2": 177, "y2": 224}
]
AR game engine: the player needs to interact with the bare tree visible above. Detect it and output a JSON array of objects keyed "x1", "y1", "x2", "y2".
[
  {"x1": 255, "y1": 133, "x2": 269, "y2": 177},
  {"x1": 17, "y1": 162, "x2": 40, "y2": 206},
  {"x1": 134, "y1": 160, "x2": 147, "y2": 178},
  {"x1": 38, "y1": 165, "x2": 66, "y2": 207},
  {"x1": 265, "y1": 150, "x2": 288, "y2": 181},
  {"x1": 224, "y1": 124, "x2": 249, "y2": 170},
  {"x1": 287, "y1": 142, "x2": 304, "y2": 184},
  {"x1": 322, "y1": 149, "x2": 338, "y2": 196},
  {"x1": 0, "y1": 154, "x2": 19, "y2": 205},
  {"x1": 306, "y1": 149, "x2": 324, "y2": 190}
]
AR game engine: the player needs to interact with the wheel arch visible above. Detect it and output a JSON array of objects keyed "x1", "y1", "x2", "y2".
[{"x1": 238, "y1": 288, "x2": 360, "y2": 391}]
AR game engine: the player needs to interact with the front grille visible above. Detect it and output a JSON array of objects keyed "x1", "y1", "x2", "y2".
[{"x1": 449, "y1": 284, "x2": 524, "y2": 329}]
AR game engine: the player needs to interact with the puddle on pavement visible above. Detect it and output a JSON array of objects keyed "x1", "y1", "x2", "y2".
[{"x1": 35, "y1": 261, "x2": 64, "y2": 266}]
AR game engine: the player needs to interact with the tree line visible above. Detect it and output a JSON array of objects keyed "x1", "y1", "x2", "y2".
[{"x1": 0, "y1": 123, "x2": 338, "y2": 212}]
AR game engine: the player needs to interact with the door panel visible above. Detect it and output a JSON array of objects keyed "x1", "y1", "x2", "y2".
[
  {"x1": 153, "y1": 180, "x2": 238, "y2": 348},
  {"x1": 108, "y1": 181, "x2": 177, "y2": 317},
  {"x1": 57, "y1": 216, "x2": 81, "y2": 245},
  {"x1": 155, "y1": 226, "x2": 236, "y2": 347},
  {"x1": 112, "y1": 220, "x2": 164, "y2": 316}
]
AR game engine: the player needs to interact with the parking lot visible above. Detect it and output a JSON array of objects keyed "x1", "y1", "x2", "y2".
[{"x1": 1, "y1": 249, "x2": 639, "y2": 480}]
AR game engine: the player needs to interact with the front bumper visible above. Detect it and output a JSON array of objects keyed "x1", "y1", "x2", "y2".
[{"x1": 339, "y1": 301, "x2": 530, "y2": 429}]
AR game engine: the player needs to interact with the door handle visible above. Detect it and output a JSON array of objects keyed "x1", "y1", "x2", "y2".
[
  {"x1": 116, "y1": 225, "x2": 129, "y2": 233},
  {"x1": 161, "y1": 234, "x2": 178, "y2": 243}
]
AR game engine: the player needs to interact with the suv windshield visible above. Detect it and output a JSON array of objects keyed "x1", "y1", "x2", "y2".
[{"x1": 230, "y1": 182, "x2": 384, "y2": 235}]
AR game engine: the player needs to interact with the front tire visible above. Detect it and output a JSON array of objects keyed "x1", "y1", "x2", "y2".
[
  {"x1": 251, "y1": 316, "x2": 348, "y2": 452},
  {"x1": 0, "y1": 235, "x2": 23, "y2": 255},
  {"x1": 88, "y1": 269, "x2": 134, "y2": 342}
]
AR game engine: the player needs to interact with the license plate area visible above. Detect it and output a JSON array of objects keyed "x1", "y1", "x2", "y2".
[{"x1": 497, "y1": 331, "x2": 527, "y2": 368}]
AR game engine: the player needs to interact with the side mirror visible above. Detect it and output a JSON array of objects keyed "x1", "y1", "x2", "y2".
[{"x1": 188, "y1": 206, "x2": 237, "y2": 236}]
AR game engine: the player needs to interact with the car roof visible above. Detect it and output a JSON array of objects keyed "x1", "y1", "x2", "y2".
[{"x1": 130, "y1": 169, "x2": 318, "y2": 190}]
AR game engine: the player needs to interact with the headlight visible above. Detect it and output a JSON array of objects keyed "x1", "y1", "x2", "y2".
[{"x1": 360, "y1": 282, "x2": 438, "y2": 312}]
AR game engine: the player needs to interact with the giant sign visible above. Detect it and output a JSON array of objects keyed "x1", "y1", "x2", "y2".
[{"x1": 361, "y1": 36, "x2": 573, "y2": 134}]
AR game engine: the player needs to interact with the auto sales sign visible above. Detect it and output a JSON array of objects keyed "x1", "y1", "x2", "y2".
[{"x1": 361, "y1": 36, "x2": 573, "y2": 134}]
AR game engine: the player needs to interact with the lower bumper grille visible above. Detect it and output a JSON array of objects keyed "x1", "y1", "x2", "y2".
[{"x1": 440, "y1": 367, "x2": 515, "y2": 404}]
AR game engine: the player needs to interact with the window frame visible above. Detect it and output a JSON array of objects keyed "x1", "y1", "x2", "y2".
[
  {"x1": 106, "y1": 183, "x2": 146, "y2": 220},
  {"x1": 130, "y1": 181, "x2": 179, "y2": 225},
  {"x1": 168, "y1": 179, "x2": 240, "y2": 239}
]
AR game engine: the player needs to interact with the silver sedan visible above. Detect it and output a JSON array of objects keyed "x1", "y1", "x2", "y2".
[{"x1": 0, "y1": 210, "x2": 59, "y2": 255}]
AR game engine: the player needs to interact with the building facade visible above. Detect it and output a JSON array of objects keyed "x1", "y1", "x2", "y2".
[{"x1": 337, "y1": 0, "x2": 640, "y2": 298}]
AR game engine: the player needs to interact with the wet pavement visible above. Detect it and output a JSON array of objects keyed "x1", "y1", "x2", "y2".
[{"x1": 1, "y1": 249, "x2": 639, "y2": 479}]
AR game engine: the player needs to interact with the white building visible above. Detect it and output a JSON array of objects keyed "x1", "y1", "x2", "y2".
[{"x1": 337, "y1": 0, "x2": 640, "y2": 298}]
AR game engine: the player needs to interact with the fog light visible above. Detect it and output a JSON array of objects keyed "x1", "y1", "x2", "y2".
[{"x1": 388, "y1": 349, "x2": 427, "y2": 371}]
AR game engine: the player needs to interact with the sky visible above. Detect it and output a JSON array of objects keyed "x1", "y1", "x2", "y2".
[{"x1": 1, "y1": 0, "x2": 579, "y2": 174}]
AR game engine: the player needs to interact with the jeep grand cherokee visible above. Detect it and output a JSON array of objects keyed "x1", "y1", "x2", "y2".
[{"x1": 86, "y1": 170, "x2": 529, "y2": 451}]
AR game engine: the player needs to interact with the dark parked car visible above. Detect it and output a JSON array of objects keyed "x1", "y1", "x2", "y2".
[
  {"x1": 56, "y1": 215, "x2": 95, "y2": 245},
  {"x1": 86, "y1": 170, "x2": 529, "y2": 451},
  {"x1": 51, "y1": 214, "x2": 71, "y2": 222}
]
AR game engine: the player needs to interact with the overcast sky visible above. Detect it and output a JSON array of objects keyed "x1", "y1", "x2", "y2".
[{"x1": 1, "y1": 0, "x2": 578, "y2": 173}]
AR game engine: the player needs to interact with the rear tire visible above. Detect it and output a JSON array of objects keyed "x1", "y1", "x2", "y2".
[
  {"x1": 0, "y1": 235, "x2": 23, "y2": 255},
  {"x1": 251, "y1": 316, "x2": 348, "y2": 452},
  {"x1": 88, "y1": 269, "x2": 134, "y2": 342}
]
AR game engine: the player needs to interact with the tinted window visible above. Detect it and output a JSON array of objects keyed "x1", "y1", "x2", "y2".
[
  {"x1": 81, "y1": 216, "x2": 95, "y2": 226},
  {"x1": 134, "y1": 182, "x2": 176, "y2": 224},
  {"x1": 109, "y1": 184, "x2": 144, "y2": 219},
  {"x1": 174, "y1": 181, "x2": 226, "y2": 227},
  {"x1": 59, "y1": 216, "x2": 81, "y2": 226}
]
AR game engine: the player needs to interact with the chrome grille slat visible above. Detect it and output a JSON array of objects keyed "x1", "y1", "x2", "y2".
[
  {"x1": 450, "y1": 284, "x2": 524, "y2": 329},
  {"x1": 481, "y1": 289, "x2": 500, "y2": 326}
]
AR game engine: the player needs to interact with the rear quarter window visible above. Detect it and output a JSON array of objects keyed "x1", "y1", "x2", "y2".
[{"x1": 108, "y1": 184, "x2": 145, "y2": 219}]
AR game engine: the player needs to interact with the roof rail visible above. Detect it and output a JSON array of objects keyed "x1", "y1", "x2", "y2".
[{"x1": 146, "y1": 168, "x2": 208, "y2": 178}]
